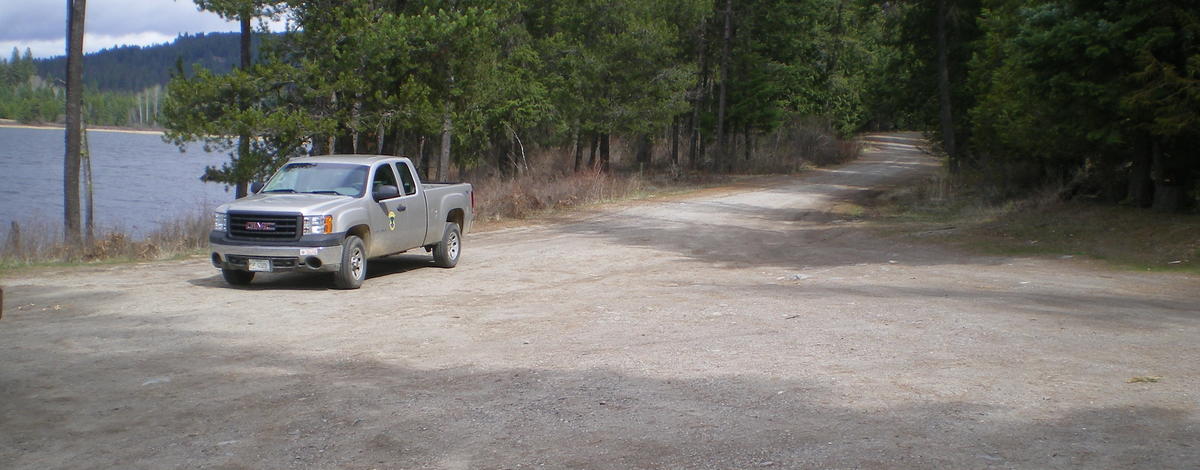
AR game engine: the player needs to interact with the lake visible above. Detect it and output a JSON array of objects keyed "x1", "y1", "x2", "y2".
[{"x1": 0, "y1": 126, "x2": 235, "y2": 238}]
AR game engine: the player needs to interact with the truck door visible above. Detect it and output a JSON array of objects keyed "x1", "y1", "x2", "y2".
[
  {"x1": 368, "y1": 163, "x2": 406, "y2": 255},
  {"x1": 394, "y1": 161, "x2": 430, "y2": 248}
]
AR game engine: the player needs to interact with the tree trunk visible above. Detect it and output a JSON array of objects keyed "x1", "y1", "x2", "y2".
[
  {"x1": 357, "y1": 128, "x2": 379, "y2": 154},
  {"x1": 936, "y1": 0, "x2": 958, "y2": 169},
  {"x1": 670, "y1": 117, "x2": 680, "y2": 165},
  {"x1": 588, "y1": 133, "x2": 598, "y2": 169},
  {"x1": 1151, "y1": 139, "x2": 1188, "y2": 212},
  {"x1": 419, "y1": 135, "x2": 431, "y2": 180},
  {"x1": 743, "y1": 128, "x2": 752, "y2": 161},
  {"x1": 82, "y1": 127, "x2": 94, "y2": 244},
  {"x1": 513, "y1": 131, "x2": 528, "y2": 175},
  {"x1": 715, "y1": 0, "x2": 733, "y2": 170},
  {"x1": 333, "y1": 124, "x2": 355, "y2": 154},
  {"x1": 438, "y1": 102, "x2": 452, "y2": 181},
  {"x1": 235, "y1": 14, "x2": 252, "y2": 199},
  {"x1": 494, "y1": 130, "x2": 513, "y2": 176},
  {"x1": 64, "y1": 0, "x2": 86, "y2": 244},
  {"x1": 235, "y1": 137, "x2": 250, "y2": 198},
  {"x1": 599, "y1": 133, "x2": 610, "y2": 172},
  {"x1": 826, "y1": 0, "x2": 845, "y2": 84},
  {"x1": 689, "y1": 22, "x2": 710, "y2": 169},
  {"x1": 311, "y1": 135, "x2": 329, "y2": 155},
  {"x1": 572, "y1": 126, "x2": 583, "y2": 172},
  {"x1": 636, "y1": 134, "x2": 653, "y2": 166},
  {"x1": 1127, "y1": 145, "x2": 1154, "y2": 208},
  {"x1": 380, "y1": 127, "x2": 399, "y2": 156}
]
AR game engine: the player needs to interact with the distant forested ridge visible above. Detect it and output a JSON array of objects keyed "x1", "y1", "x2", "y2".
[
  {"x1": 35, "y1": 32, "x2": 256, "y2": 92},
  {"x1": 0, "y1": 32, "x2": 259, "y2": 126}
]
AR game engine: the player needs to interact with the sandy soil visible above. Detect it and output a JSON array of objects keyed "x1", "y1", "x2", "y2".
[{"x1": 2, "y1": 132, "x2": 1198, "y2": 469}]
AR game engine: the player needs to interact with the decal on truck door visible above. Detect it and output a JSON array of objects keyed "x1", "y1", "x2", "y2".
[{"x1": 388, "y1": 210, "x2": 396, "y2": 230}]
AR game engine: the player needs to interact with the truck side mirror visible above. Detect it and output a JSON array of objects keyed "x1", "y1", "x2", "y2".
[
  {"x1": 250, "y1": 181, "x2": 264, "y2": 193},
  {"x1": 373, "y1": 184, "x2": 400, "y2": 201}
]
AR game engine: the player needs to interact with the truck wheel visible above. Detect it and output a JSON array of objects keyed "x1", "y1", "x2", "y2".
[
  {"x1": 433, "y1": 223, "x2": 461, "y2": 268},
  {"x1": 222, "y1": 269, "x2": 254, "y2": 286},
  {"x1": 334, "y1": 235, "x2": 366, "y2": 289}
]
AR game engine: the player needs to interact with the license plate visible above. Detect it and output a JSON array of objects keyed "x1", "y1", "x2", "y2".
[{"x1": 247, "y1": 258, "x2": 272, "y2": 272}]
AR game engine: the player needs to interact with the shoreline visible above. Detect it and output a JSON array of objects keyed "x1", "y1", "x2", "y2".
[{"x1": 0, "y1": 119, "x2": 165, "y2": 136}]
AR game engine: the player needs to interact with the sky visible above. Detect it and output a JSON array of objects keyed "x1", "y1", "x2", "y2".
[{"x1": 0, "y1": 0, "x2": 286, "y2": 59}]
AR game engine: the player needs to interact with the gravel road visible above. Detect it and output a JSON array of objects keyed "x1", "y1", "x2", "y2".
[{"x1": 3, "y1": 133, "x2": 1198, "y2": 469}]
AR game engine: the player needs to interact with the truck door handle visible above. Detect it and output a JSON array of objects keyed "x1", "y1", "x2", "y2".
[{"x1": 396, "y1": 205, "x2": 406, "y2": 212}]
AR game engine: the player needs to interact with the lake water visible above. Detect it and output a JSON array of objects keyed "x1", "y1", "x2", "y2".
[{"x1": 0, "y1": 126, "x2": 234, "y2": 238}]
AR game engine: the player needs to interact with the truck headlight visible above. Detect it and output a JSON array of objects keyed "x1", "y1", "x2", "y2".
[
  {"x1": 303, "y1": 215, "x2": 333, "y2": 234},
  {"x1": 213, "y1": 212, "x2": 228, "y2": 232}
]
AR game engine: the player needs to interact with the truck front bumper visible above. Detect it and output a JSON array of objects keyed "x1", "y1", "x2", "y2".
[{"x1": 209, "y1": 231, "x2": 344, "y2": 273}]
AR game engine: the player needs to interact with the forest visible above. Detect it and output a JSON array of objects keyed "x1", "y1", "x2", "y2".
[
  {"x1": 18, "y1": 0, "x2": 1200, "y2": 212},
  {"x1": 36, "y1": 32, "x2": 253, "y2": 91},
  {"x1": 0, "y1": 33, "x2": 245, "y2": 126},
  {"x1": 160, "y1": 0, "x2": 1198, "y2": 212}
]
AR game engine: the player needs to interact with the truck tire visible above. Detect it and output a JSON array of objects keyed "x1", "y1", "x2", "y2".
[
  {"x1": 334, "y1": 235, "x2": 366, "y2": 289},
  {"x1": 222, "y1": 269, "x2": 254, "y2": 286},
  {"x1": 433, "y1": 222, "x2": 461, "y2": 268}
]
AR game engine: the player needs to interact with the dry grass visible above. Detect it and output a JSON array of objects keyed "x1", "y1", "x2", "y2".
[
  {"x1": 1, "y1": 210, "x2": 211, "y2": 271},
  {"x1": 470, "y1": 165, "x2": 728, "y2": 225},
  {"x1": 867, "y1": 173, "x2": 1200, "y2": 272},
  {"x1": 472, "y1": 166, "x2": 646, "y2": 223}
]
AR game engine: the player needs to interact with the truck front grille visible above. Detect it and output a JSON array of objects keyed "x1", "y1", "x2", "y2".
[{"x1": 228, "y1": 212, "x2": 301, "y2": 240}]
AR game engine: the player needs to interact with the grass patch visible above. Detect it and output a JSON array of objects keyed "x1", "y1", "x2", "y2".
[
  {"x1": 1, "y1": 211, "x2": 212, "y2": 274},
  {"x1": 867, "y1": 174, "x2": 1200, "y2": 273}
]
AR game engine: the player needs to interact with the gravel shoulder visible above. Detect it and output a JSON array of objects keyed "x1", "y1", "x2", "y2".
[{"x1": 2, "y1": 132, "x2": 1198, "y2": 469}]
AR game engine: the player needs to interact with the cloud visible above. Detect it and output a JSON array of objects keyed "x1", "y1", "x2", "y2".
[
  {"x1": 0, "y1": 0, "x2": 285, "y2": 58},
  {"x1": 0, "y1": 32, "x2": 180, "y2": 60}
]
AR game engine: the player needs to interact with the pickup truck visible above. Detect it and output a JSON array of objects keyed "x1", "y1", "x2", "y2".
[{"x1": 209, "y1": 155, "x2": 473, "y2": 289}]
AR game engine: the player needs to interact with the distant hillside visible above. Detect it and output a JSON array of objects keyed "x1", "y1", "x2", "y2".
[{"x1": 35, "y1": 32, "x2": 263, "y2": 92}]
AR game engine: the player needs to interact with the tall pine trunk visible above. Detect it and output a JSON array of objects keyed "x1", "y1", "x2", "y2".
[
  {"x1": 715, "y1": 0, "x2": 733, "y2": 170},
  {"x1": 82, "y1": 127, "x2": 94, "y2": 244},
  {"x1": 588, "y1": 134, "x2": 598, "y2": 169},
  {"x1": 1150, "y1": 139, "x2": 1189, "y2": 212},
  {"x1": 420, "y1": 135, "x2": 431, "y2": 180},
  {"x1": 670, "y1": 117, "x2": 680, "y2": 166},
  {"x1": 235, "y1": 15, "x2": 252, "y2": 198},
  {"x1": 572, "y1": 126, "x2": 583, "y2": 172},
  {"x1": 64, "y1": 0, "x2": 86, "y2": 243},
  {"x1": 636, "y1": 134, "x2": 653, "y2": 166},
  {"x1": 936, "y1": 0, "x2": 958, "y2": 170},
  {"x1": 438, "y1": 102, "x2": 452, "y2": 181},
  {"x1": 689, "y1": 21, "x2": 709, "y2": 169},
  {"x1": 1128, "y1": 141, "x2": 1154, "y2": 207},
  {"x1": 599, "y1": 134, "x2": 610, "y2": 171}
]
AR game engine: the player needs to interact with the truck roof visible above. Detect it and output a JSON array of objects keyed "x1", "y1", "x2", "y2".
[{"x1": 287, "y1": 154, "x2": 409, "y2": 165}]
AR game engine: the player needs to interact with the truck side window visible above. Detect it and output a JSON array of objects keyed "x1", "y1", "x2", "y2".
[
  {"x1": 398, "y1": 162, "x2": 417, "y2": 195},
  {"x1": 372, "y1": 163, "x2": 399, "y2": 193}
]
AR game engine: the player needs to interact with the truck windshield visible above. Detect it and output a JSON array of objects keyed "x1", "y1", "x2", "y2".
[{"x1": 261, "y1": 163, "x2": 369, "y2": 197}]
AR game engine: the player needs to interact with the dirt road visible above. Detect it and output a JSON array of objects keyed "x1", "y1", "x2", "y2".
[{"x1": 3, "y1": 133, "x2": 1198, "y2": 469}]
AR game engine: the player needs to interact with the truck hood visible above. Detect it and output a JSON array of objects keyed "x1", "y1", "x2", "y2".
[{"x1": 217, "y1": 193, "x2": 360, "y2": 215}]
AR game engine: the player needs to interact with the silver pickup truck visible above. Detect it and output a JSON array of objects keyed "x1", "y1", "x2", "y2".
[{"x1": 209, "y1": 155, "x2": 473, "y2": 289}]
